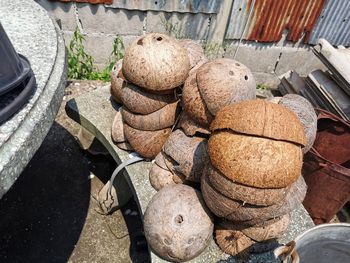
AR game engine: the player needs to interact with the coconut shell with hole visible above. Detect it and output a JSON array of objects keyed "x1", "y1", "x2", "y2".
[
  {"x1": 182, "y1": 72, "x2": 213, "y2": 127},
  {"x1": 201, "y1": 172, "x2": 306, "y2": 223},
  {"x1": 144, "y1": 184, "x2": 213, "y2": 262},
  {"x1": 205, "y1": 162, "x2": 290, "y2": 206},
  {"x1": 219, "y1": 214, "x2": 290, "y2": 242},
  {"x1": 177, "y1": 112, "x2": 210, "y2": 137},
  {"x1": 123, "y1": 124, "x2": 171, "y2": 159},
  {"x1": 111, "y1": 109, "x2": 126, "y2": 143},
  {"x1": 122, "y1": 33, "x2": 190, "y2": 92},
  {"x1": 149, "y1": 163, "x2": 176, "y2": 191},
  {"x1": 110, "y1": 59, "x2": 125, "y2": 104},
  {"x1": 121, "y1": 101, "x2": 179, "y2": 131},
  {"x1": 162, "y1": 129, "x2": 208, "y2": 182},
  {"x1": 209, "y1": 131, "x2": 303, "y2": 189},
  {"x1": 121, "y1": 82, "x2": 177, "y2": 115},
  {"x1": 278, "y1": 94, "x2": 317, "y2": 153},
  {"x1": 178, "y1": 39, "x2": 204, "y2": 69},
  {"x1": 196, "y1": 58, "x2": 256, "y2": 116}
]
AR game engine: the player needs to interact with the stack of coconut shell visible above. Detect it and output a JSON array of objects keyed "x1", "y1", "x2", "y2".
[
  {"x1": 201, "y1": 99, "x2": 308, "y2": 256},
  {"x1": 110, "y1": 33, "x2": 192, "y2": 159},
  {"x1": 149, "y1": 58, "x2": 257, "y2": 191}
]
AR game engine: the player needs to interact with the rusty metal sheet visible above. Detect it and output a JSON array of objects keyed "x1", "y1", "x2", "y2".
[
  {"x1": 108, "y1": 0, "x2": 222, "y2": 14},
  {"x1": 225, "y1": 0, "x2": 326, "y2": 43},
  {"x1": 309, "y1": 0, "x2": 350, "y2": 46}
]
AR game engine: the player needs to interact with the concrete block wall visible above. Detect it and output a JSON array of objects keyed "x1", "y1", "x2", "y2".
[{"x1": 35, "y1": 0, "x2": 325, "y2": 86}]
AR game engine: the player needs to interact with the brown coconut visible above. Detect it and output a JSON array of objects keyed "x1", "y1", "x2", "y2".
[
  {"x1": 110, "y1": 59, "x2": 125, "y2": 104},
  {"x1": 121, "y1": 101, "x2": 179, "y2": 131},
  {"x1": 111, "y1": 109, "x2": 126, "y2": 143},
  {"x1": 178, "y1": 39, "x2": 204, "y2": 69},
  {"x1": 278, "y1": 94, "x2": 317, "y2": 153},
  {"x1": 149, "y1": 163, "x2": 176, "y2": 191},
  {"x1": 121, "y1": 82, "x2": 177, "y2": 115},
  {"x1": 182, "y1": 72, "x2": 213, "y2": 127},
  {"x1": 123, "y1": 124, "x2": 171, "y2": 159},
  {"x1": 177, "y1": 112, "x2": 210, "y2": 137},
  {"x1": 144, "y1": 184, "x2": 213, "y2": 262},
  {"x1": 122, "y1": 33, "x2": 190, "y2": 92},
  {"x1": 162, "y1": 129, "x2": 208, "y2": 182},
  {"x1": 205, "y1": 162, "x2": 290, "y2": 206},
  {"x1": 201, "y1": 172, "x2": 306, "y2": 223},
  {"x1": 219, "y1": 214, "x2": 290, "y2": 242},
  {"x1": 196, "y1": 58, "x2": 256, "y2": 116}
]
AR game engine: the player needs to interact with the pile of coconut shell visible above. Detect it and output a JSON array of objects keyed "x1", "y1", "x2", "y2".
[{"x1": 201, "y1": 99, "x2": 310, "y2": 256}]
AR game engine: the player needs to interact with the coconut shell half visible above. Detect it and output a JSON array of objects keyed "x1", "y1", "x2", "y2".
[
  {"x1": 205, "y1": 162, "x2": 290, "y2": 206},
  {"x1": 121, "y1": 102, "x2": 179, "y2": 131},
  {"x1": 210, "y1": 100, "x2": 306, "y2": 146},
  {"x1": 201, "y1": 172, "x2": 306, "y2": 223},
  {"x1": 121, "y1": 82, "x2": 177, "y2": 115},
  {"x1": 162, "y1": 130, "x2": 208, "y2": 182},
  {"x1": 178, "y1": 39, "x2": 204, "y2": 69},
  {"x1": 196, "y1": 58, "x2": 256, "y2": 116},
  {"x1": 110, "y1": 59, "x2": 125, "y2": 104},
  {"x1": 162, "y1": 152, "x2": 188, "y2": 184},
  {"x1": 144, "y1": 184, "x2": 213, "y2": 262},
  {"x1": 122, "y1": 33, "x2": 191, "y2": 92},
  {"x1": 149, "y1": 163, "x2": 176, "y2": 191},
  {"x1": 177, "y1": 112, "x2": 210, "y2": 137},
  {"x1": 182, "y1": 72, "x2": 213, "y2": 127},
  {"x1": 111, "y1": 109, "x2": 126, "y2": 143},
  {"x1": 123, "y1": 124, "x2": 171, "y2": 159},
  {"x1": 208, "y1": 131, "x2": 303, "y2": 188}
]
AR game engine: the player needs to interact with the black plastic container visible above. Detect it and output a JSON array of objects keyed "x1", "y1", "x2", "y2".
[{"x1": 0, "y1": 22, "x2": 36, "y2": 123}]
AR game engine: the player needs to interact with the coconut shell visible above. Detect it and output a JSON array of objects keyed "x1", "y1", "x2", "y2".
[
  {"x1": 162, "y1": 130, "x2": 208, "y2": 182},
  {"x1": 196, "y1": 59, "x2": 256, "y2": 116},
  {"x1": 201, "y1": 172, "x2": 306, "y2": 223},
  {"x1": 144, "y1": 184, "x2": 213, "y2": 262},
  {"x1": 122, "y1": 33, "x2": 191, "y2": 92},
  {"x1": 208, "y1": 131, "x2": 303, "y2": 188},
  {"x1": 116, "y1": 142, "x2": 134, "y2": 151},
  {"x1": 205, "y1": 162, "x2": 290, "y2": 206},
  {"x1": 219, "y1": 214, "x2": 290, "y2": 242},
  {"x1": 162, "y1": 153, "x2": 188, "y2": 184},
  {"x1": 182, "y1": 72, "x2": 213, "y2": 127},
  {"x1": 178, "y1": 39, "x2": 204, "y2": 69},
  {"x1": 121, "y1": 102, "x2": 179, "y2": 131},
  {"x1": 121, "y1": 82, "x2": 177, "y2": 115},
  {"x1": 278, "y1": 94, "x2": 317, "y2": 153},
  {"x1": 111, "y1": 109, "x2": 127, "y2": 143},
  {"x1": 110, "y1": 59, "x2": 125, "y2": 104},
  {"x1": 123, "y1": 124, "x2": 171, "y2": 159},
  {"x1": 215, "y1": 228, "x2": 253, "y2": 256},
  {"x1": 154, "y1": 152, "x2": 168, "y2": 170},
  {"x1": 149, "y1": 163, "x2": 176, "y2": 191},
  {"x1": 177, "y1": 112, "x2": 210, "y2": 136},
  {"x1": 210, "y1": 100, "x2": 307, "y2": 146}
]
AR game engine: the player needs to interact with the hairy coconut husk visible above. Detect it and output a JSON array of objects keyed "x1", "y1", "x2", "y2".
[
  {"x1": 178, "y1": 39, "x2": 204, "y2": 69},
  {"x1": 205, "y1": 162, "x2": 290, "y2": 206},
  {"x1": 211, "y1": 100, "x2": 306, "y2": 146},
  {"x1": 144, "y1": 184, "x2": 213, "y2": 262},
  {"x1": 149, "y1": 163, "x2": 176, "y2": 191},
  {"x1": 122, "y1": 33, "x2": 191, "y2": 92},
  {"x1": 209, "y1": 131, "x2": 303, "y2": 188},
  {"x1": 111, "y1": 109, "x2": 126, "y2": 143},
  {"x1": 162, "y1": 152, "x2": 188, "y2": 184},
  {"x1": 196, "y1": 58, "x2": 256, "y2": 116},
  {"x1": 219, "y1": 214, "x2": 290, "y2": 242},
  {"x1": 121, "y1": 82, "x2": 177, "y2": 115},
  {"x1": 201, "y1": 172, "x2": 306, "y2": 223},
  {"x1": 189, "y1": 58, "x2": 208, "y2": 76},
  {"x1": 123, "y1": 123, "x2": 171, "y2": 159},
  {"x1": 116, "y1": 142, "x2": 134, "y2": 151},
  {"x1": 110, "y1": 59, "x2": 125, "y2": 104},
  {"x1": 177, "y1": 112, "x2": 210, "y2": 137},
  {"x1": 182, "y1": 72, "x2": 213, "y2": 127},
  {"x1": 121, "y1": 102, "x2": 179, "y2": 131},
  {"x1": 278, "y1": 94, "x2": 317, "y2": 153},
  {"x1": 162, "y1": 129, "x2": 208, "y2": 182}
]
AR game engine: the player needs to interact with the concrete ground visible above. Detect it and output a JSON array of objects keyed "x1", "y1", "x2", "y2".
[{"x1": 0, "y1": 81, "x2": 150, "y2": 263}]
